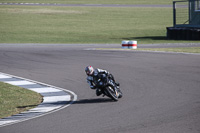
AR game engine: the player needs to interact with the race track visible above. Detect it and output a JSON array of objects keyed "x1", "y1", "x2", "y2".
[{"x1": 0, "y1": 44, "x2": 200, "y2": 133}]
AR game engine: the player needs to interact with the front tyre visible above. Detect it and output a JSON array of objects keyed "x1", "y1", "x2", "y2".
[
  {"x1": 117, "y1": 88, "x2": 123, "y2": 98},
  {"x1": 106, "y1": 86, "x2": 119, "y2": 101}
]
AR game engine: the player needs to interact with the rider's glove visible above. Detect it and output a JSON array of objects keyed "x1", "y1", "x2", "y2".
[{"x1": 90, "y1": 85, "x2": 96, "y2": 89}]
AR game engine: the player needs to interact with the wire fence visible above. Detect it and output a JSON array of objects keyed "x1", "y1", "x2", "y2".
[{"x1": 173, "y1": 1, "x2": 189, "y2": 27}]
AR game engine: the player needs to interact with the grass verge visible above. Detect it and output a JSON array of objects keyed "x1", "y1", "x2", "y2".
[
  {"x1": 0, "y1": 5, "x2": 199, "y2": 44},
  {"x1": 137, "y1": 47, "x2": 200, "y2": 53},
  {"x1": 0, "y1": 82, "x2": 43, "y2": 118},
  {"x1": 97, "y1": 47, "x2": 200, "y2": 54},
  {"x1": 0, "y1": 0, "x2": 174, "y2": 5}
]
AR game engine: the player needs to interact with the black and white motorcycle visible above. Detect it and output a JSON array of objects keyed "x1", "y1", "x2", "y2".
[{"x1": 94, "y1": 75, "x2": 123, "y2": 101}]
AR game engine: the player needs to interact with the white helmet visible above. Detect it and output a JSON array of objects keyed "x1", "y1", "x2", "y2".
[{"x1": 85, "y1": 66, "x2": 94, "y2": 76}]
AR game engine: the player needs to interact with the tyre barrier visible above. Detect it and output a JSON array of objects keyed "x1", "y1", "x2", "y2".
[
  {"x1": 167, "y1": 27, "x2": 200, "y2": 40},
  {"x1": 122, "y1": 40, "x2": 137, "y2": 49}
]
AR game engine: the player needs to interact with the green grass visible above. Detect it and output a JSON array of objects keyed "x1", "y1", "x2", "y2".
[
  {"x1": 0, "y1": 5, "x2": 199, "y2": 44},
  {"x1": 0, "y1": 0, "x2": 174, "y2": 5},
  {"x1": 0, "y1": 82, "x2": 43, "y2": 118},
  {"x1": 98, "y1": 47, "x2": 200, "y2": 54}
]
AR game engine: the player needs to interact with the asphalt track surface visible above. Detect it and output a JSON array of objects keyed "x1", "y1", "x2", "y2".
[{"x1": 0, "y1": 44, "x2": 200, "y2": 133}]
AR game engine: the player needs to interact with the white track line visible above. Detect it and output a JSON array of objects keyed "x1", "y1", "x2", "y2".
[{"x1": 0, "y1": 72, "x2": 77, "y2": 127}]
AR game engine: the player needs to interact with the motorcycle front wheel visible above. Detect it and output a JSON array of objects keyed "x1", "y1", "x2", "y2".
[{"x1": 105, "y1": 86, "x2": 119, "y2": 101}]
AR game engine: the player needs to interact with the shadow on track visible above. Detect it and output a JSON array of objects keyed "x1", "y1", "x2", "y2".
[
  {"x1": 122, "y1": 36, "x2": 167, "y2": 40},
  {"x1": 17, "y1": 105, "x2": 38, "y2": 109},
  {"x1": 74, "y1": 98, "x2": 114, "y2": 104}
]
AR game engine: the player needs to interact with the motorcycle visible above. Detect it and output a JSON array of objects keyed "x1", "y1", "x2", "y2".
[{"x1": 95, "y1": 75, "x2": 123, "y2": 101}]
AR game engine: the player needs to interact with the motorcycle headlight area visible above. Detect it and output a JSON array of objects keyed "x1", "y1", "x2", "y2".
[{"x1": 99, "y1": 82, "x2": 103, "y2": 86}]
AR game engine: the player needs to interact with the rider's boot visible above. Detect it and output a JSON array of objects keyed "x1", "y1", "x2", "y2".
[
  {"x1": 96, "y1": 88, "x2": 102, "y2": 96},
  {"x1": 115, "y1": 82, "x2": 120, "y2": 86}
]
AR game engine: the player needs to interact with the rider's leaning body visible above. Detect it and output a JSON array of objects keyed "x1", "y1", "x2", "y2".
[{"x1": 85, "y1": 66, "x2": 118, "y2": 96}]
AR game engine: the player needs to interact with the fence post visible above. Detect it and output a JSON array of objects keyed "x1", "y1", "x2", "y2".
[
  {"x1": 173, "y1": 1, "x2": 176, "y2": 27},
  {"x1": 189, "y1": 0, "x2": 191, "y2": 24}
]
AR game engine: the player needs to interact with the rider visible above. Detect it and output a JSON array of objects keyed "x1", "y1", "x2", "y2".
[{"x1": 85, "y1": 66, "x2": 119, "y2": 96}]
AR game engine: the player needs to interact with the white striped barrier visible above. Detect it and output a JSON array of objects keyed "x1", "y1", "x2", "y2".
[
  {"x1": 121, "y1": 40, "x2": 137, "y2": 49},
  {"x1": 121, "y1": 40, "x2": 129, "y2": 49},
  {"x1": 128, "y1": 40, "x2": 137, "y2": 49}
]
